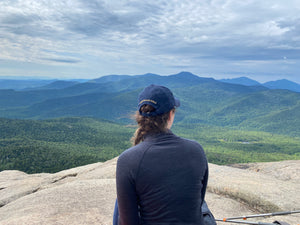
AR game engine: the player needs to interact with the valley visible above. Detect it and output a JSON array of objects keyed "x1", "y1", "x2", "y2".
[{"x1": 1, "y1": 72, "x2": 300, "y2": 173}]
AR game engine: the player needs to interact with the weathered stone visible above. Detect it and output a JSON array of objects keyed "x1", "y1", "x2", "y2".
[{"x1": 0, "y1": 159, "x2": 299, "y2": 225}]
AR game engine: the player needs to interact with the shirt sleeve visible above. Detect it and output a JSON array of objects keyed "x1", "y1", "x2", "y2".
[{"x1": 116, "y1": 152, "x2": 140, "y2": 225}]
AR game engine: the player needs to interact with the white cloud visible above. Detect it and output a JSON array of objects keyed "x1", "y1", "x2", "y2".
[{"x1": 0, "y1": 0, "x2": 299, "y2": 82}]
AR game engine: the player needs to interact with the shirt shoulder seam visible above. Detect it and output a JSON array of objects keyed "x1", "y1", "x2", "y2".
[{"x1": 134, "y1": 142, "x2": 153, "y2": 184}]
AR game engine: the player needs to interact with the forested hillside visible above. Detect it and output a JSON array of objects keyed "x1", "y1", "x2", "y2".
[
  {"x1": 1, "y1": 72, "x2": 300, "y2": 136},
  {"x1": 1, "y1": 117, "x2": 299, "y2": 173},
  {"x1": 0, "y1": 117, "x2": 133, "y2": 173},
  {"x1": 1, "y1": 72, "x2": 300, "y2": 173}
]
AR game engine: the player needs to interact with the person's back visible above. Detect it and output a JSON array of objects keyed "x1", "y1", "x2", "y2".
[
  {"x1": 117, "y1": 131, "x2": 208, "y2": 224},
  {"x1": 116, "y1": 84, "x2": 209, "y2": 225}
]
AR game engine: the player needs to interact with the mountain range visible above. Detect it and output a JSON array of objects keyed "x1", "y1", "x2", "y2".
[
  {"x1": 1, "y1": 72, "x2": 300, "y2": 136},
  {"x1": 219, "y1": 76, "x2": 300, "y2": 92},
  {"x1": 2, "y1": 73, "x2": 300, "y2": 92}
]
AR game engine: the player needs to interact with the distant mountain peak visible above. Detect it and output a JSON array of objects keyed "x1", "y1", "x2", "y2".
[
  {"x1": 263, "y1": 79, "x2": 300, "y2": 92},
  {"x1": 38, "y1": 80, "x2": 79, "y2": 90},
  {"x1": 142, "y1": 73, "x2": 159, "y2": 76},
  {"x1": 173, "y1": 71, "x2": 196, "y2": 77},
  {"x1": 219, "y1": 77, "x2": 261, "y2": 86},
  {"x1": 90, "y1": 74, "x2": 131, "y2": 83}
]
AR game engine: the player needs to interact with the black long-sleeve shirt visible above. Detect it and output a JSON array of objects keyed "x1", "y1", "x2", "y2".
[{"x1": 116, "y1": 130, "x2": 208, "y2": 225}]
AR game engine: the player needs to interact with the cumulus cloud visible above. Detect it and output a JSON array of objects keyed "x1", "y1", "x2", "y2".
[{"x1": 0, "y1": 0, "x2": 299, "y2": 82}]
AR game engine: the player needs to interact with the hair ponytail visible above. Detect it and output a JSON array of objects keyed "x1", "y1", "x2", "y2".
[{"x1": 131, "y1": 105, "x2": 173, "y2": 145}]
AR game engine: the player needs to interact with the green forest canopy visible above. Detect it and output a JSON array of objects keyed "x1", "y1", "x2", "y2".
[{"x1": 1, "y1": 117, "x2": 299, "y2": 173}]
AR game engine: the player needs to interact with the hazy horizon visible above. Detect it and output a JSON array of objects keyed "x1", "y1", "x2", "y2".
[{"x1": 1, "y1": 72, "x2": 300, "y2": 85}]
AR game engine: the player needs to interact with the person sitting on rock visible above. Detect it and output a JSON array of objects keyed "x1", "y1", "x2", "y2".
[{"x1": 114, "y1": 84, "x2": 211, "y2": 225}]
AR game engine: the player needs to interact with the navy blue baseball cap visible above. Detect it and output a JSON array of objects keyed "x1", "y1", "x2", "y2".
[{"x1": 138, "y1": 84, "x2": 180, "y2": 116}]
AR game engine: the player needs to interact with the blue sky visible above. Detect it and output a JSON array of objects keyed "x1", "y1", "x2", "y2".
[{"x1": 0, "y1": 0, "x2": 300, "y2": 83}]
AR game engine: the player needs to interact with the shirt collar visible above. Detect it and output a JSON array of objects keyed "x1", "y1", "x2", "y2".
[{"x1": 144, "y1": 129, "x2": 174, "y2": 142}]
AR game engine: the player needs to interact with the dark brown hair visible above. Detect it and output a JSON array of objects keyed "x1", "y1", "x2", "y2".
[{"x1": 131, "y1": 104, "x2": 174, "y2": 145}]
